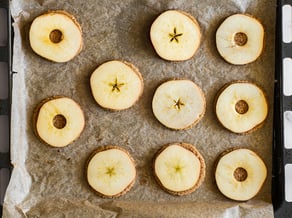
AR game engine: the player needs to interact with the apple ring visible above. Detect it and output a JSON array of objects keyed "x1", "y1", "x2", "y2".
[
  {"x1": 215, "y1": 148, "x2": 267, "y2": 201},
  {"x1": 33, "y1": 96, "x2": 85, "y2": 147},
  {"x1": 29, "y1": 11, "x2": 82, "y2": 62},
  {"x1": 216, "y1": 14, "x2": 264, "y2": 65},
  {"x1": 215, "y1": 81, "x2": 268, "y2": 134}
]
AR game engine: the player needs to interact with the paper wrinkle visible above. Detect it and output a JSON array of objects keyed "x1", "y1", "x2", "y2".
[
  {"x1": 3, "y1": 15, "x2": 31, "y2": 218},
  {"x1": 231, "y1": 0, "x2": 251, "y2": 13},
  {"x1": 5, "y1": 0, "x2": 275, "y2": 217}
]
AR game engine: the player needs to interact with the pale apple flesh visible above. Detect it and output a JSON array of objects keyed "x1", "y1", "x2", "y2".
[
  {"x1": 150, "y1": 10, "x2": 201, "y2": 61},
  {"x1": 153, "y1": 143, "x2": 205, "y2": 195},
  {"x1": 216, "y1": 14, "x2": 264, "y2": 65},
  {"x1": 215, "y1": 81, "x2": 268, "y2": 134},
  {"x1": 86, "y1": 146, "x2": 136, "y2": 197},
  {"x1": 152, "y1": 79, "x2": 206, "y2": 130},
  {"x1": 90, "y1": 60, "x2": 143, "y2": 110},
  {"x1": 29, "y1": 11, "x2": 82, "y2": 62},
  {"x1": 215, "y1": 148, "x2": 267, "y2": 201},
  {"x1": 35, "y1": 97, "x2": 85, "y2": 147}
]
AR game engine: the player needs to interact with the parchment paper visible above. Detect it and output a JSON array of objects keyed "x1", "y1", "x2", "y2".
[{"x1": 4, "y1": 0, "x2": 276, "y2": 217}]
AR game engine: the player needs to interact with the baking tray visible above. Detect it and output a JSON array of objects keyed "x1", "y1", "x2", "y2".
[
  {"x1": 0, "y1": 0, "x2": 13, "y2": 217},
  {"x1": 2, "y1": 0, "x2": 290, "y2": 216},
  {"x1": 273, "y1": 0, "x2": 292, "y2": 217}
]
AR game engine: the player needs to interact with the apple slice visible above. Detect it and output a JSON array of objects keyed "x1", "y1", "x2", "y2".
[
  {"x1": 215, "y1": 148, "x2": 267, "y2": 201},
  {"x1": 86, "y1": 146, "x2": 136, "y2": 198},
  {"x1": 90, "y1": 60, "x2": 143, "y2": 110},
  {"x1": 215, "y1": 81, "x2": 268, "y2": 134},
  {"x1": 33, "y1": 96, "x2": 85, "y2": 147},
  {"x1": 152, "y1": 79, "x2": 205, "y2": 130},
  {"x1": 216, "y1": 14, "x2": 264, "y2": 65},
  {"x1": 150, "y1": 10, "x2": 201, "y2": 61},
  {"x1": 29, "y1": 11, "x2": 82, "y2": 62},
  {"x1": 153, "y1": 143, "x2": 205, "y2": 195}
]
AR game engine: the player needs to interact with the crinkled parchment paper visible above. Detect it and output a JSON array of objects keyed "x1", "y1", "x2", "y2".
[{"x1": 4, "y1": 0, "x2": 275, "y2": 217}]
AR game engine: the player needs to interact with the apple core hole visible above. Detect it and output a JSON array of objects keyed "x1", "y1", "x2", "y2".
[
  {"x1": 49, "y1": 29, "x2": 63, "y2": 43},
  {"x1": 233, "y1": 167, "x2": 248, "y2": 182},
  {"x1": 235, "y1": 100, "x2": 249, "y2": 114},
  {"x1": 53, "y1": 114, "x2": 67, "y2": 129},
  {"x1": 234, "y1": 32, "x2": 248, "y2": 46}
]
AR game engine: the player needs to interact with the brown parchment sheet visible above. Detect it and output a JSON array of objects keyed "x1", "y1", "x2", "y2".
[{"x1": 4, "y1": 0, "x2": 276, "y2": 217}]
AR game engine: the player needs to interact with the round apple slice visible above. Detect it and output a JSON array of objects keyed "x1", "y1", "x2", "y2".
[
  {"x1": 153, "y1": 143, "x2": 205, "y2": 196},
  {"x1": 152, "y1": 79, "x2": 206, "y2": 130},
  {"x1": 215, "y1": 81, "x2": 268, "y2": 134},
  {"x1": 33, "y1": 96, "x2": 85, "y2": 147},
  {"x1": 216, "y1": 14, "x2": 264, "y2": 65},
  {"x1": 86, "y1": 146, "x2": 136, "y2": 198},
  {"x1": 215, "y1": 148, "x2": 267, "y2": 201},
  {"x1": 150, "y1": 10, "x2": 201, "y2": 61},
  {"x1": 90, "y1": 60, "x2": 143, "y2": 110},
  {"x1": 29, "y1": 11, "x2": 82, "y2": 62}
]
